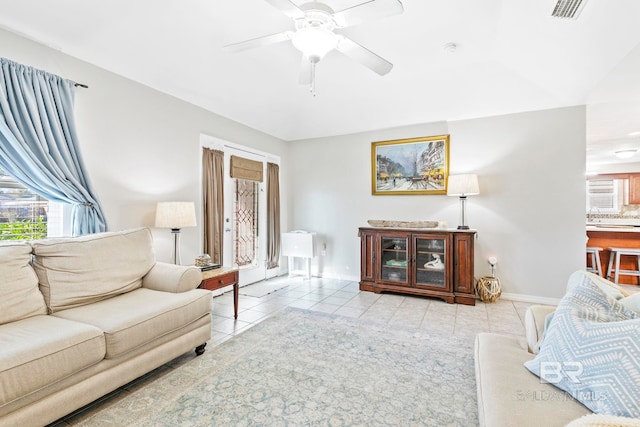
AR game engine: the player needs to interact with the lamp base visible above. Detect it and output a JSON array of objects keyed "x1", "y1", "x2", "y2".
[
  {"x1": 457, "y1": 195, "x2": 471, "y2": 230},
  {"x1": 170, "y1": 228, "x2": 182, "y2": 265}
]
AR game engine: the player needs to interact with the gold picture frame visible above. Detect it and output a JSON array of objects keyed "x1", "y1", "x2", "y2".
[{"x1": 371, "y1": 135, "x2": 450, "y2": 195}]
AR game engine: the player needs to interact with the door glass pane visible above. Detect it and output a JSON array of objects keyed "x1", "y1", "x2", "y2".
[
  {"x1": 234, "y1": 179, "x2": 258, "y2": 267},
  {"x1": 415, "y1": 238, "x2": 446, "y2": 288},
  {"x1": 381, "y1": 237, "x2": 407, "y2": 282}
]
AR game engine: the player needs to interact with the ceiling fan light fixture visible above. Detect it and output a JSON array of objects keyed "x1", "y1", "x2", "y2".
[
  {"x1": 615, "y1": 149, "x2": 637, "y2": 159},
  {"x1": 291, "y1": 27, "x2": 338, "y2": 61}
]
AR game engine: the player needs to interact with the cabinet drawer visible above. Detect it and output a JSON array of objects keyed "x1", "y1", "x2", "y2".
[{"x1": 200, "y1": 271, "x2": 238, "y2": 291}]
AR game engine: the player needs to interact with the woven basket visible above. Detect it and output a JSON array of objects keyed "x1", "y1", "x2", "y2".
[{"x1": 476, "y1": 276, "x2": 502, "y2": 303}]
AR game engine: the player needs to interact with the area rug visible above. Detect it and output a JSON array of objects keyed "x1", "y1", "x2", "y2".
[
  {"x1": 239, "y1": 277, "x2": 292, "y2": 298},
  {"x1": 73, "y1": 308, "x2": 478, "y2": 426}
]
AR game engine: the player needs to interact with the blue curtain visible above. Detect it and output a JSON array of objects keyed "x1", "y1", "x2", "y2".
[{"x1": 0, "y1": 57, "x2": 107, "y2": 235}]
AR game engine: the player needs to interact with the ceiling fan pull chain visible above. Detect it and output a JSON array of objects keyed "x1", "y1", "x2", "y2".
[{"x1": 310, "y1": 59, "x2": 316, "y2": 97}]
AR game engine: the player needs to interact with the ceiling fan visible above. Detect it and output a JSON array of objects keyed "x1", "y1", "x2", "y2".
[{"x1": 224, "y1": 0, "x2": 404, "y2": 95}]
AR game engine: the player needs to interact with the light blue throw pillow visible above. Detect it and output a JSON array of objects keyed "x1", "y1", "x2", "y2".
[
  {"x1": 620, "y1": 293, "x2": 640, "y2": 314},
  {"x1": 524, "y1": 277, "x2": 640, "y2": 418}
]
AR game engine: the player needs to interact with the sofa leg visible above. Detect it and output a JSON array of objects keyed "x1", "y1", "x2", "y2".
[{"x1": 195, "y1": 343, "x2": 207, "y2": 356}]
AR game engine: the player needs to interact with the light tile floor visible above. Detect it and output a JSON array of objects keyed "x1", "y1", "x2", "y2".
[
  {"x1": 49, "y1": 275, "x2": 539, "y2": 426},
  {"x1": 207, "y1": 276, "x2": 535, "y2": 347}
]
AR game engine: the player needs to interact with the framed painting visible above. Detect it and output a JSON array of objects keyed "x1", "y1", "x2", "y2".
[{"x1": 372, "y1": 135, "x2": 450, "y2": 195}]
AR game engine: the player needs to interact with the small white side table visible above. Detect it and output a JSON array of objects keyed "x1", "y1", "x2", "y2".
[{"x1": 281, "y1": 231, "x2": 316, "y2": 279}]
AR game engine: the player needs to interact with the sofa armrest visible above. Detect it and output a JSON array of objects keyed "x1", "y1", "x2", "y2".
[
  {"x1": 524, "y1": 305, "x2": 556, "y2": 354},
  {"x1": 142, "y1": 262, "x2": 202, "y2": 293}
]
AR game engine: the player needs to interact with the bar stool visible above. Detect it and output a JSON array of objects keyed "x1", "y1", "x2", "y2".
[
  {"x1": 586, "y1": 247, "x2": 603, "y2": 276},
  {"x1": 606, "y1": 247, "x2": 640, "y2": 284}
]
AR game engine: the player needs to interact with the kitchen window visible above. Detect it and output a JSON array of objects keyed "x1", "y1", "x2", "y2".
[{"x1": 586, "y1": 178, "x2": 621, "y2": 214}]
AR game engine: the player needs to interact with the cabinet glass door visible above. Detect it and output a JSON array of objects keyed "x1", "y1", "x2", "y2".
[
  {"x1": 380, "y1": 236, "x2": 409, "y2": 284},
  {"x1": 414, "y1": 237, "x2": 447, "y2": 289}
]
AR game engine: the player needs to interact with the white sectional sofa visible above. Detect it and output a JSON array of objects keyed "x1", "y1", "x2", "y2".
[
  {"x1": 0, "y1": 227, "x2": 212, "y2": 427},
  {"x1": 475, "y1": 271, "x2": 640, "y2": 427}
]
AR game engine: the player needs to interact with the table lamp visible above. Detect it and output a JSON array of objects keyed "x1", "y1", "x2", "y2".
[
  {"x1": 447, "y1": 174, "x2": 479, "y2": 230},
  {"x1": 155, "y1": 201, "x2": 196, "y2": 264}
]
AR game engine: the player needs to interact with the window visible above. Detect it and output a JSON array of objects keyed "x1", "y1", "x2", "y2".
[
  {"x1": 234, "y1": 178, "x2": 259, "y2": 267},
  {"x1": 0, "y1": 168, "x2": 48, "y2": 240},
  {"x1": 586, "y1": 178, "x2": 621, "y2": 213}
]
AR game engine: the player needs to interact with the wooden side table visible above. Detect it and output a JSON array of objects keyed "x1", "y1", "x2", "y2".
[{"x1": 199, "y1": 267, "x2": 239, "y2": 319}]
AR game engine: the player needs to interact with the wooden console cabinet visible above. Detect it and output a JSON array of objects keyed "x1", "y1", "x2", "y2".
[{"x1": 359, "y1": 227, "x2": 476, "y2": 305}]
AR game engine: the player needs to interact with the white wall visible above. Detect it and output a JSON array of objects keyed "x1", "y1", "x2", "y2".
[
  {"x1": 289, "y1": 107, "x2": 587, "y2": 302},
  {"x1": 0, "y1": 29, "x2": 289, "y2": 265},
  {"x1": 1, "y1": 28, "x2": 588, "y2": 300}
]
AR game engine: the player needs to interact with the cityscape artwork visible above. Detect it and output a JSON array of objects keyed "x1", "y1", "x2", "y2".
[{"x1": 371, "y1": 135, "x2": 450, "y2": 195}]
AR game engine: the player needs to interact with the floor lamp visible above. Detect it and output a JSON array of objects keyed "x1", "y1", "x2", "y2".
[
  {"x1": 447, "y1": 174, "x2": 480, "y2": 230},
  {"x1": 155, "y1": 201, "x2": 197, "y2": 265}
]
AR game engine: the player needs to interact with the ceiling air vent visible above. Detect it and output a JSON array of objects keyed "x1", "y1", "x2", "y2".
[{"x1": 551, "y1": 0, "x2": 588, "y2": 19}]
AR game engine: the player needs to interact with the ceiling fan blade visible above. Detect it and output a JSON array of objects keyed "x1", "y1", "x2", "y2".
[
  {"x1": 224, "y1": 31, "x2": 292, "y2": 53},
  {"x1": 335, "y1": 36, "x2": 393, "y2": 75},
  {"x1": 332, "y1": 0, "x2": 404, "y2": 28},
  {"x1": 299, "y1": 56, "x2": 311, "y2": 85},
  {"x1": 263, "y1": 0, "x2": 305, "y2": 19}
]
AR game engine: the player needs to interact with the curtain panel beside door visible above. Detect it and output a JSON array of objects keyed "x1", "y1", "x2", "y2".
[
  {"x1": 266, "y1": 162, "x2": 280, "y2": 269},
  {"x1": 202, "y1": 147, "x2": 224, "y2": 264}
]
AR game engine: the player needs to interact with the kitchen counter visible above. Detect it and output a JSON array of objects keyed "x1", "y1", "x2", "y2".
[
  {"x1": 586, "y1": 227, "x2": 640, "y2": 285},
  {"x1": 586, "y1": 225, "x2": 640, "y2": 233}
]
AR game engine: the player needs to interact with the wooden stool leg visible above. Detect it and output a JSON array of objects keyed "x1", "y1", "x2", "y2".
[
  {"x1": 595, "y1": 251, "x2": 603, "y2": 277},
  {"x1": 614, "y1": 252, "x2": 621, "y2": 284},
  {"x1": 607, "y1": 250, "x2": 615, "y2": 280}
]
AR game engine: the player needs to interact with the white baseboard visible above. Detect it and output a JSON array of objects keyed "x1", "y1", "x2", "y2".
[{"x1": 500, "y1": 292, "x2": 560, "y2": 306}]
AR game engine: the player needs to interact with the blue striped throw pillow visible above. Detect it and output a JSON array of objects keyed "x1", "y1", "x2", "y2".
[{"x1": 524, "y1": 276, "x2": 640, "y2": 418}]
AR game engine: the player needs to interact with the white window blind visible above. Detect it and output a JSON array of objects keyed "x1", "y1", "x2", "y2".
[{"x1": 586, "y1": 179, "x2": 619, "y2": 212}]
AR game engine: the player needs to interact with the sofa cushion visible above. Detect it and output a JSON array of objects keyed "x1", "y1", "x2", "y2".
[
  {"x1": 53, "y1": 288, "x2": 212, "y2": 359},
  {"x1": 475, "y1": 333, "x2": 591, "y2": 427},
  {"x1": 524, "y1": 305, "x2": 556, "y2": 354},
  {"x1": 0, "y1": 315, "x2": 105, "y2": 409},
  {"x1": 0, "y1": 241, "x2": 46, "y2": 325},
  {"x1": 31, "y1": 228, "x2": 156, "y2": 313},
  {"x1": 524, "y1": 278, "x2": 640, "y2": 418}
]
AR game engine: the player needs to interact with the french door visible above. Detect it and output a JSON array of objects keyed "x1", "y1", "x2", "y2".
[{"x1": 223, "y1": 147, "x2": 267, "y2": 286}]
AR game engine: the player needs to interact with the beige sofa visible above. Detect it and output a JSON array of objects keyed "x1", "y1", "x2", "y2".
[
  {"x1": 475, "y1": 306, "x2": 591, "y2": 427},
  {"x1": 0, "y1": 227, "x2": 212, "y2": 427},
  {"x1": 475, "y1": 271, "x2": 640, "y2": 427}
]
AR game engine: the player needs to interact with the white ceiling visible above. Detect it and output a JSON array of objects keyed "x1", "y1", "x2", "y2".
[{"x1": 1, "y1": 0, "x2": 640, "y2": 165}]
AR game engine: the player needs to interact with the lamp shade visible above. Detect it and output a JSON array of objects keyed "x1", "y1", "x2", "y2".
[
  {"x1": 447, "y1": 174, "x2": 480, "y2": 196},
  {"x1": 155, "y1": 202, "x2": 196, "y2": 229}
]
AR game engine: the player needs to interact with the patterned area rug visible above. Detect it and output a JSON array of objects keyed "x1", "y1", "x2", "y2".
[{"x1": 74, "y1": 308, "x2": 478, "y2": 426}]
